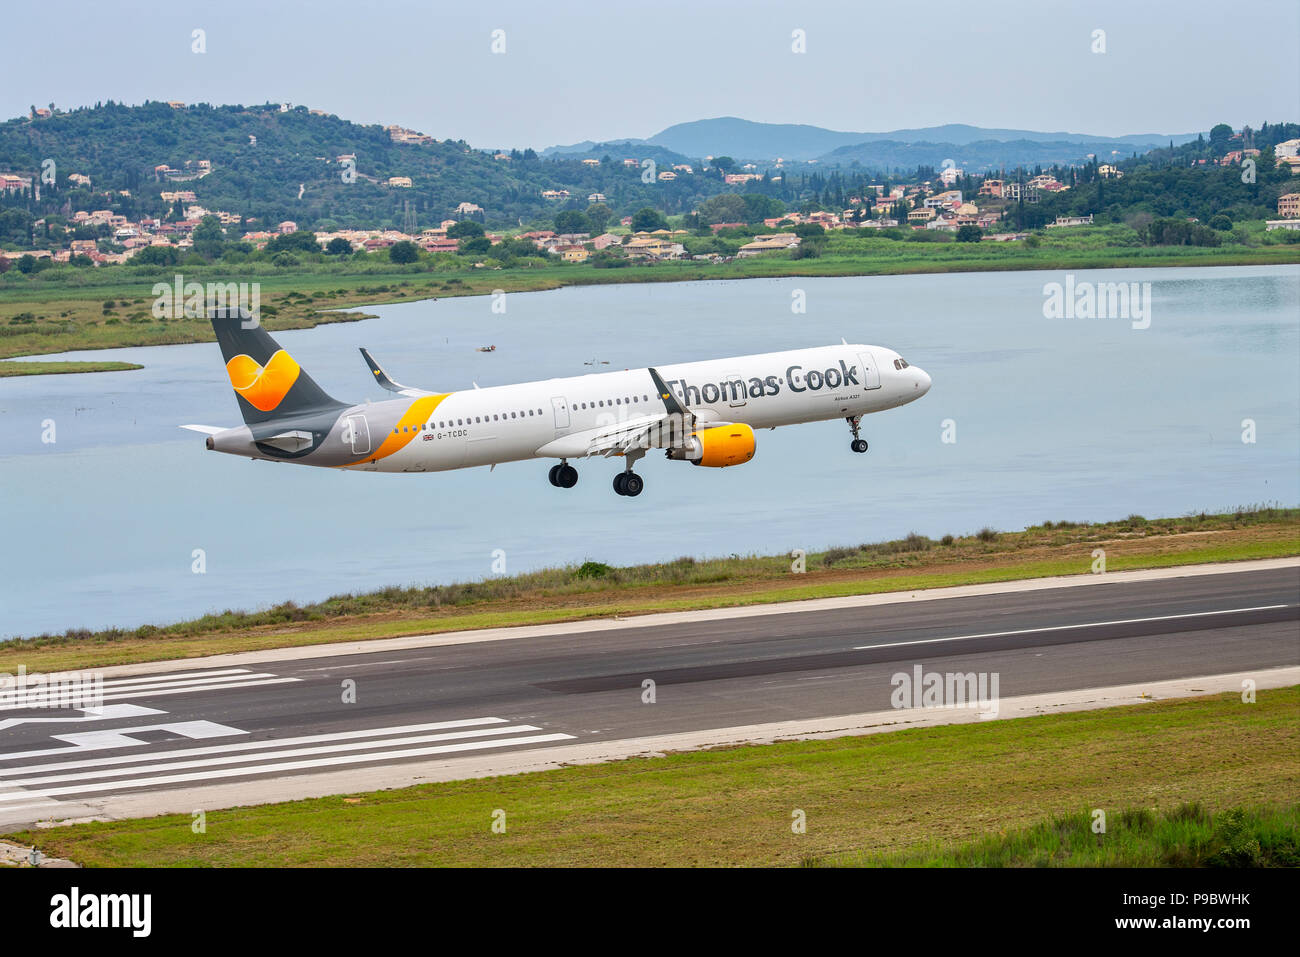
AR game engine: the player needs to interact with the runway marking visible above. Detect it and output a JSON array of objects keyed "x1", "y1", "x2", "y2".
[
  {"x1": 852, "y1": 604, "x2": 1295, "y2": 651},
  {"x1": 0, "y1": 725, "x2": 548, "y2": 787},
  {"x1": 0, "y1": 716, "x2": 575, "y2": 804},
  {"x1": 0, "y1": 704, "x2": 163, "y2": 732},
  {"x1": 0, "y1": 717, "x2": 510, "y2": 772},
  {"x1": 0, "y1": 732, "x2": 575, "y2": 802},
  {"x1": 0, "y1": 668, "x2": 303, "y2": 709}
]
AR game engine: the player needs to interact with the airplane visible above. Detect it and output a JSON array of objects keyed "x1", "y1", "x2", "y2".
[{"x1": 183, "y1": 307, "x2": 931, "y2": 497}]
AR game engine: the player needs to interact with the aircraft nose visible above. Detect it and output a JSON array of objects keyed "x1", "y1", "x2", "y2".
[{"x1": 914, "y1": 367, "x2": 931, "y2": 396}]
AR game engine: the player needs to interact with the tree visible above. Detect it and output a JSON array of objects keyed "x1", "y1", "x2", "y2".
[
  {"x1": 191, "y1": 215, "x2": 225, "y2": 259},
  {"x1": 446, "y1": 220, "x2": 485, "y2": 239},
  {"x1": 554, "y1": 210, "x2": 590, "y2": 234},
  {"x1": 460, "y1": 236, "x2": 491, "y2": 255},
  {"x1": 956, "y1": 225, "x2": 983, "y2": 242},
  {"x1": 388, "y1": 240, "x2": 419, "y2": 263},
  {"x1": 585, "y1": 203, "x2": 611, "y2": 234},
  {"x1": 631, "y1": 207, "x2": 667, "y2": 232},
  {"x1": 132, "y1": 244, "x2": 182, "y2": 266},
  {"x1": 697, "y1": 193, "x2": 748, "y2": 224},
  {"x1": 265, "y1": 230, "x2": 320, "y2": 254},
  {"x1": 712, "y1": 156, "x2": 737, "y2": 173},
  {"x1": 1208, "y1": 123, "x2": 1233, "y2": 157},
  {"x1": 325, "y1": 237, "x2": 353, "y2": 255}
]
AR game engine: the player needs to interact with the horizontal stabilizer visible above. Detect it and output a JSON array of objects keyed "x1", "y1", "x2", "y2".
[{"x1": 179, "y1": 424, "x2": 226, "y2": 435}]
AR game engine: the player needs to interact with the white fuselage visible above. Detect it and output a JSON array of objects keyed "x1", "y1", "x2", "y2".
[{"x1": 341, "y1": 343, "x2": 930, "y2": 473}]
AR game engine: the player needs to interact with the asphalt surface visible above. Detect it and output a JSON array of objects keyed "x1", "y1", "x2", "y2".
[{"x1": 1, "y1": 564, "x2": 1296, "y2": 827}]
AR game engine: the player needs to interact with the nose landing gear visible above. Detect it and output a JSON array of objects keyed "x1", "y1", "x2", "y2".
[{"x1": 847, "y1": 415, "x2": 869, "y2": 453}]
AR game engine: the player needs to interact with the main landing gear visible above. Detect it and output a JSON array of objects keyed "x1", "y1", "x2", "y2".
[
  {"x1": 613, "y1": 449, "x2": 645, "y2": 497},
  {"x1": 548, "y1": 461, "x2": 578, "y2": 488},
  {"x1": 613, "y1": 472, "x2": 644, "y2": 497},
  {"x1": 847, "y1": 415, "x2": 869, "y2": 454}
]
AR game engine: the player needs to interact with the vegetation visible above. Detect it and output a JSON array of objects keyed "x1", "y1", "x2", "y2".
[
  {"x1": 3, "y1": 507, "x2": 1294, "y2": 672},
  {"x1": 0, "y1": 359, "x2": 140, "y2": 376},
  {"x1": 2, "y1": 228, "x2": 1295, "y2": 362},
  {"x1": 10, "y1": 687, "x2": 1296, "y2": 867},
  {"x1": 829, "y1": 803, "x2": 1300, "y2": 867}
]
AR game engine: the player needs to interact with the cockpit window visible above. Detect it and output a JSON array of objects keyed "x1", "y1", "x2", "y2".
[{"x1": 893, "y1": 358, "x2": 910, "y2": 370}]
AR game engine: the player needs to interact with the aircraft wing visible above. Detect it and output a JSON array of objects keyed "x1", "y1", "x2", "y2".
[
  {"x1": 583, "y1": 414, "x2": 677, "y2": 458},
  {"x1": 359, "y1": 347, "x2": 437, "y2": 397},
  {"x1": 538, "y1": 412, "x2": 733, "y2": 459}
]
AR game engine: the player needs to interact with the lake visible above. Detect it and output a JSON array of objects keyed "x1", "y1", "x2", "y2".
[{"x1": 1, "y1": 264, "x2": 1297, "y2": 639}]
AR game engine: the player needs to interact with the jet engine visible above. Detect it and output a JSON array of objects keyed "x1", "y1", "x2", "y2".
[{"x1": 666, "y1": 423, "x2": 756, "y2": 468}]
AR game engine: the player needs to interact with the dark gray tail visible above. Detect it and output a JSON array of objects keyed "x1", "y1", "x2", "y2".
[{"x1": 210, "y1": 307, "x2": 346, "y2": 425}]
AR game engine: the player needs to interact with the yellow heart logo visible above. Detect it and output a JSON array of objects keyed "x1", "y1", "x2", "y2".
[{"x1": 225, "y1": 350, "x2": 301, "y2": 411}]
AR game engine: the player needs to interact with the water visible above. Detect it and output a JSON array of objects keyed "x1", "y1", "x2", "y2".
[{"x1": 1, "y1": 265, "x2": 1297, "y2": 639}]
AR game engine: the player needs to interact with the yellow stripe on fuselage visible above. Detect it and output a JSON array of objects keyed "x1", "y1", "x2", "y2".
[{"x1": 339, "y1": 394, "x2": 451, "y2": 467}]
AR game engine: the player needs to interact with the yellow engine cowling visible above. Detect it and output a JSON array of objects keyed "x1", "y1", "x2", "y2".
[{"x1": 667, "y1": 423, "x2": 757, "y2": 468}]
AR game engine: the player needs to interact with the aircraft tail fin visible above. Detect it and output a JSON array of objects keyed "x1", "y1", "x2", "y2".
[{"x1": 209, "y1": 307, "x2": 346, "y2": 425}]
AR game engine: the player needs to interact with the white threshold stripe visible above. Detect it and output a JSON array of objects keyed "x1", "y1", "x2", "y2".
[
  {"x1": 96, "y1": 677, "x2": 301, "y2": 701},
  {"x1": 91, "y1": 671, "x2": 274, "y2": 691},
  {"x1": 852, "y1": 603, "x2": 1294, "y2": 651},
  {"x1": 95, "y1": 668, "x2": 255, "y2": 687},
  {"x1": 0, "y1": 717, "x2": 511, "y2": 772},
  {"x1": 0, "y1": 733, "x2": 576, "y2": 801},
  {"x1": 0, "y1": 672, "x2": 286, "y2": 708},
  {"x1": 0, "y1": 725, "x2": 547, "y2": 788},
  {"x1": 0, "y1": 675, "x2": 301, "y2": 710}
]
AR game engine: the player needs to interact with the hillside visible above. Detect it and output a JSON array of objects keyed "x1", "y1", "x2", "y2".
[
  {"x1": 0, "y1": 102, "x2": 736, "y2": 232},
  {"x1": 638, "y1": 116, "x2": 1197, "y2": 163}
]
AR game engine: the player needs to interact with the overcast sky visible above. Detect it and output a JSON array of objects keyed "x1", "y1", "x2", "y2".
[{"x1": 4, "y1": 0, "x2": 1297, "y2": 149}]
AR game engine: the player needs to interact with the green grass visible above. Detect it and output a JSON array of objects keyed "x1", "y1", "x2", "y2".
[
  {"x1": 824, "y1": 803, "x2": 1300, "y2": 867},
  {"x1": 10, "y1": 688, "x2": 1296, "y2": 867},
  {"x1": 0, "y1": 359, "x2": 142, "y2": 376},
  {"x1": 3, "y1": 507, "x2": 1295, "y2": 672}
]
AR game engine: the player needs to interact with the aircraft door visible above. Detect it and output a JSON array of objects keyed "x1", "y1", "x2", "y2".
[
  {"x1": 858, "y1": 352, "x2": 882, "y2": 390},
  {"x1": 344, "y1": 414, "x2": 371, "y2": 454},
  {"x1": 725, "y1": 374, "x2": 747, "y2": 407},
  {"x1": 551, "y1": 395, "x2": 570, "y2": 429}
]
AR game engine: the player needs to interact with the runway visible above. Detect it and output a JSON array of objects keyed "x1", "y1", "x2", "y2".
[{"x1": 1, "y1": 559, "x2": 1296, "y2": 830}]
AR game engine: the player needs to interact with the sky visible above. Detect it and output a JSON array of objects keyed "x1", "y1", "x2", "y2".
[{"x1": 2, "y1": 0, "x2": 1297, "y2": 150}]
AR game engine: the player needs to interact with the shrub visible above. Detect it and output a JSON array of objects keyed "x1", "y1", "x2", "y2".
[
  {"x1": 575, "y1": 561, "x2": 612, "y2": 579},
  {"x1": 976, "y1": 527, "x2": 998, "y2": 542}
]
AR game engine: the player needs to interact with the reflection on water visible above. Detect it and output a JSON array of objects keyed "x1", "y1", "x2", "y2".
[{"x1": 1, "y1": 265, "x2": 1296, "y2": 638}]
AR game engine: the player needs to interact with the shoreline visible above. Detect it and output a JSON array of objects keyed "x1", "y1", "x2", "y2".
[{"x1": 1, "y1": 248, "x2": 1296, "y2": 367}]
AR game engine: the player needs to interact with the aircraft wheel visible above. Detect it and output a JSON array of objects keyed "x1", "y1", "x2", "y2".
[
  {"x1": 557, "y1": 464, "x2": 579, "y2": 488},
  {"x1": 851, "y1": 439, "x2": 869, "y2": 453},
  {"x1": 622, "y1": 473, "x2": 644, "y2": 497},
  {"x1": 548, "y1": 464, "x2": 561, "y2": 486},
  {"x1": 613, "y1": 473, "x2": 627, "y2": 495}
]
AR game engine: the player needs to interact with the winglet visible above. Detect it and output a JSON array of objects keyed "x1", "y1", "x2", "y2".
[
  {"x1": 648, "y1": 367, "x2": 686, "y2": 415},
  {"x1": 359, "y1": 347, "x2": 404, "y2": 393},
  {"x1": 359, "y1": 347, "x2": 432, "y2": 396}
]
